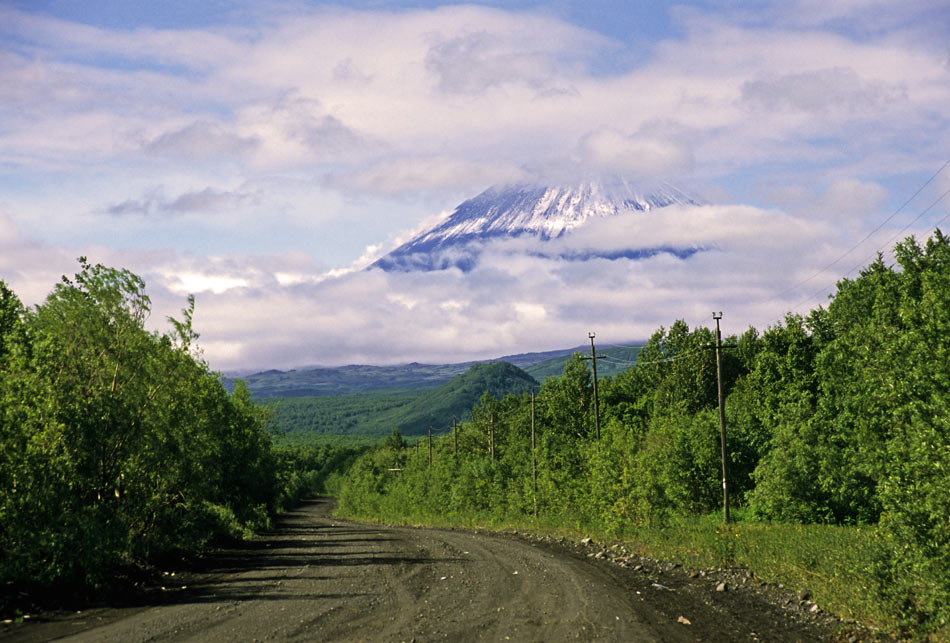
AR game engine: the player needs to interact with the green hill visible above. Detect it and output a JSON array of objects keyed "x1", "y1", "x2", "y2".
[
  {"x1": 389, "y1": 361, "x2": 539, "y2": 435},
  {"x1": 234, "y1": 362, "x2": 473, "y2": 398},
  {"x1": 524, "y1": 346, "x2": 642, "y2": 381},
  {"x1": 226, "y1": 344, "x2": 645, "y2": 398},
  {"x1": 263, "y1": 361, "x2": 539, "y2": 437}
]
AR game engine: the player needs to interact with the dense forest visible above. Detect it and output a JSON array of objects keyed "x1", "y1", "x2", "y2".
[
  {"x1": 263, "y1": 361, "x2": 540, "y2": 436},
  {"x1": 337, "y1": 232, "x2": 950, "y2": 636},
  {"x1": 228, "y1": 346, "x2": 639, "y2": 400},
  {"x1": 0, "y1": 260, "x2": 361, "y2": 596}
]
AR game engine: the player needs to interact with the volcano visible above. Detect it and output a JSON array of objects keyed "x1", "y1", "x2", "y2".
[{"x1": 372, "y1": 180, "x2": 701, "y2": 272}]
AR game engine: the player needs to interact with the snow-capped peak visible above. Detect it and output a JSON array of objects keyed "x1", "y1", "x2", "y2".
[{"x1": 372, "y1": 179, "x2": 700, "y2": 272}]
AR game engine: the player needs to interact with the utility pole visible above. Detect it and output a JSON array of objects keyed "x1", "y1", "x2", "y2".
[
  {"x1": 531, "y1": 391, "x2": 538, "y2": 519},
  {"x1": 489, "y1": 413, "x2": 495, "y2": 462},
  {"x1": 428, "y1": 426, "x2": 433, "y2": 467},
  {"x1": 588, "y1": 332, "x2": 602, "y2": 440},
  {"x1": 453, "y1": 417, "x2": 458, "y2": 456},
  {"x1": 713, "y1": 312, "x2": 730, "y2": 523}
]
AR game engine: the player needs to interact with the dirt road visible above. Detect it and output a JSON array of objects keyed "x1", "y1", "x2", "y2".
[{"x1": 3, "y1": 498, "x2": 856, "y2": 642}]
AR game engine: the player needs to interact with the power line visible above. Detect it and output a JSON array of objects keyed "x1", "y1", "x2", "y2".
[
  {"x1": 928, "y1": 206, "x2": 950, "y2": 231},
  {"x1": 603, "y1": 341, "x2": 651, "y2": 349},
  {"x1": 689, "y1": 160, "x2": 950, "y2": 330},
  {"x1": 789, "y1": 187, "x2": 950, "y2": 313},
  {"x1": 775, "y1": 160, "x2": 950, "y2": 303},
  {"x1": 853, "y1": 188, "x2": 950, "y2": 272},
  {"x1": 599, "y1": 355, "x2": 639, "y2": 366},
  {"x1": 629, "y1": 345, "x2": 708, "y2": 367}
]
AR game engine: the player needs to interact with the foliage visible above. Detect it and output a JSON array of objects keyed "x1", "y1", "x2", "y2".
[
  {"x1": 335, "y1": 231, "x2": 950, "y2": 637},
  {"x1": 523, "y1": 346, "x2": 642, "y2": 381},
  {"x1": 0, "y1": 262, "x2": 340, "y2": 599},
  {"x1": 260, "y1": 361, "x2": 539, "y2": 436},
  {"x1": 263, "y1": 390, "x2": 422, "y2": 435},
  {"x1": 228, "y1": 346, "x2": 639, "y2": 399}
]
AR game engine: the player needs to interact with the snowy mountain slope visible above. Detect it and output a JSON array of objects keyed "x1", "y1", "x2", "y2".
[{"x1": 372, "y1": 180, "x2": 701, "y2": 272}]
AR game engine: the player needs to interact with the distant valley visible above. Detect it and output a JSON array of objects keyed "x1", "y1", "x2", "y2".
[
  {"x1": 227, "y1": 344, "x2": 642, "y2": 398},
  {"x1": 227, "y1": 344, "x2": 643, "y2": 437}
]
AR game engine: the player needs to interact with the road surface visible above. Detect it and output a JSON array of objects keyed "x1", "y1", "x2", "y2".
[{"x1": 3, "y1": 497, "x2": 853, "y2": 641}]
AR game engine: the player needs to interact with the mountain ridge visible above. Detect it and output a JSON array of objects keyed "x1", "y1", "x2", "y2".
[{"x1": 225, "y1": 343, "x2": 644, "y2": 399}]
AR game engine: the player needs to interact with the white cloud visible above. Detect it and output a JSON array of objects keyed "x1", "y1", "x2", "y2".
[
  {"x1": 330, "y1": 156, "x2": 532, "y2": 196},
  {"x1": 169, "y1": 273, "x2": 250, "y2": 295},
  {"x1": 741, "y1": 67, "x2": 900, "y2": 113},
  {"x1": 145, "y1": 203, "x2": 839, "y2": 370},
  {"x1": 146, "y1": 120, "x2": 258, "y2": 160},
  {"x1": 0, "y1": 194, "x2": 933, "y2": 372},
  {"x1": 578, "y1": 128, "x2": 693, "y2": 180},
  {"x1": 4, "y1": 2, "x2": 947, "y2": 183},
  {"x1": 101, "y1": 186, "x2": 258, "y2": 217},
  {"x1": 2, "y1": 2, "x2": 949, "y2": 371}
]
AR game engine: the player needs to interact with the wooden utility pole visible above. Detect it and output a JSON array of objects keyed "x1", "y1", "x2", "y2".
[
  {"x1": 713, "y1": 312, "x2": 730, "y2": 523},
  {"x1": 489, "y1": 413, "x2": 495, "y2": 462},
  {"x1": 588, "y1": 332, "x2": 601, "y2": 440},
  {"x1": 428, "y1": 426, "x2": 433, "y2": 467},
  {"x1": 531, "y1": 391, "x2": 538, "y2": 519},
  {"x1": 453, "y1": 417, "x2": 458, "y2": 456}
]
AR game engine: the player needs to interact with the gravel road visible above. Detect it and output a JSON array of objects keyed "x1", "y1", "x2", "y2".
[{"x1": 2, "y1": 497, "x2": 860, "y2": 642}]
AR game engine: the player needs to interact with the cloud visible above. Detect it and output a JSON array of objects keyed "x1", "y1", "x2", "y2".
[
  {"x1": 3, "y1": 1, "x2": 950, "y2": 372},
  {"x1": 102, "y1": 187, "x2": 257, "y2": 217},
  {"x1": 425, "y1": 30, "x2": 578, "y2": 96},
  {"x1": 146, "y1": 120, "x2": 258, "y2": 159},
  {"x1": 234, "y1": 92, "x2": 379, "y2": 169},
  {"x1": 578, "y1": 128, "x2": 694, "y2": 180},
  {"x1": 741, "y1": 67, "x2": 900, "y2": 113},
  {"x1": 0, "y1": 194, "x2": 928, "y2": 373},
  {"x1": 758, "y1": 0, "x2": 949, "y2": 38},
  {"x1": 329, "y1": 156, "x2": 532, "y2": 196},
  {"x1": 4, "y1": 1, "x2": 947, "y2": 184},
  {"x1": 0, "y1": 5, "x2": 245, "y2": 72},
  {"x1": 156, "y1": 202, "x2": 839, "y2": 371},
  {"x1": 0, "y1": 213, "x2": 87, "y2": 305}
]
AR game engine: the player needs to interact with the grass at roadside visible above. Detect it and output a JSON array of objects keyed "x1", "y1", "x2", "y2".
[
  {"x1": 334, "y1": 504, "x2": 885, "y2": 630},
  {"x1": 617, "y1": 512, "x2": 883, "y2": 627}
]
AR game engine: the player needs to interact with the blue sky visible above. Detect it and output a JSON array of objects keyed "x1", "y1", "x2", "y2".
[{"x1": 1, "y1": 1, "x2": 949, "y2": 370}]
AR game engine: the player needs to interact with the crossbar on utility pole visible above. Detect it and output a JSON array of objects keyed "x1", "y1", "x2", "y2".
[{"x1": 713, "y1": 312, "x2": 730, "y2": 523}]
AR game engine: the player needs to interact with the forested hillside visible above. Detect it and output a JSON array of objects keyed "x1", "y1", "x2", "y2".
[
  {"x1": 523, "y1": 346, "x2": 642, "y2": 381},
  {"x1": 265, "y1": 361, "x2": 539, "y2": 436},
  {"x1": 227, "y1": 345, "x2": 638, "y2": 399},
  {"x1": 0, "y1": 260, "x2": 359, "y2": 599},
  {"x1": 231, "y1": 362, "x2": 476, "y2": 398},
  {"x1": 337, "y1": 231, "x2": 950, "y2": 637}
]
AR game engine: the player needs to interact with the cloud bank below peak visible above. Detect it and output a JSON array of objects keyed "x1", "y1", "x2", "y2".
[{"x1": 2, "y1": 1, "x2": 949, "y2": 370}]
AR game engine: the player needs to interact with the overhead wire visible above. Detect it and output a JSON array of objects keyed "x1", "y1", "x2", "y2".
[
  {"x1": 602, "y1": 341, "x2": 651, "y2": 350},
  {"x1": 599, "y1": 355, "x2": 639, "y2": 366},
  {"x1": 589, "y1": 161, "x2": 950, "y2": 365},
  {"x1": 626, "y1": 345, "x2": 709, "y2": 367},
  {"x1": 774, "y1": 159, "x2": 950, "y2": 303},
  {"x1": 688, "y1": 159, "x2": 950, "y2": 330},
  {"x1": 788, "y1": 186, "x2": 950, "y2": 314},
  {"x1": 851, "y1": 187, "x2": 950, "y2": 272}
]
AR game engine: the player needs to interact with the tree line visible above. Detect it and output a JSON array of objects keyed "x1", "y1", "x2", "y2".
[
  {"x1": 337, "y1": 231, "x2": 950, "y2": 635},
  {"x1": 0, "y1": 259, "x2": 353, "y2": 594}
]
